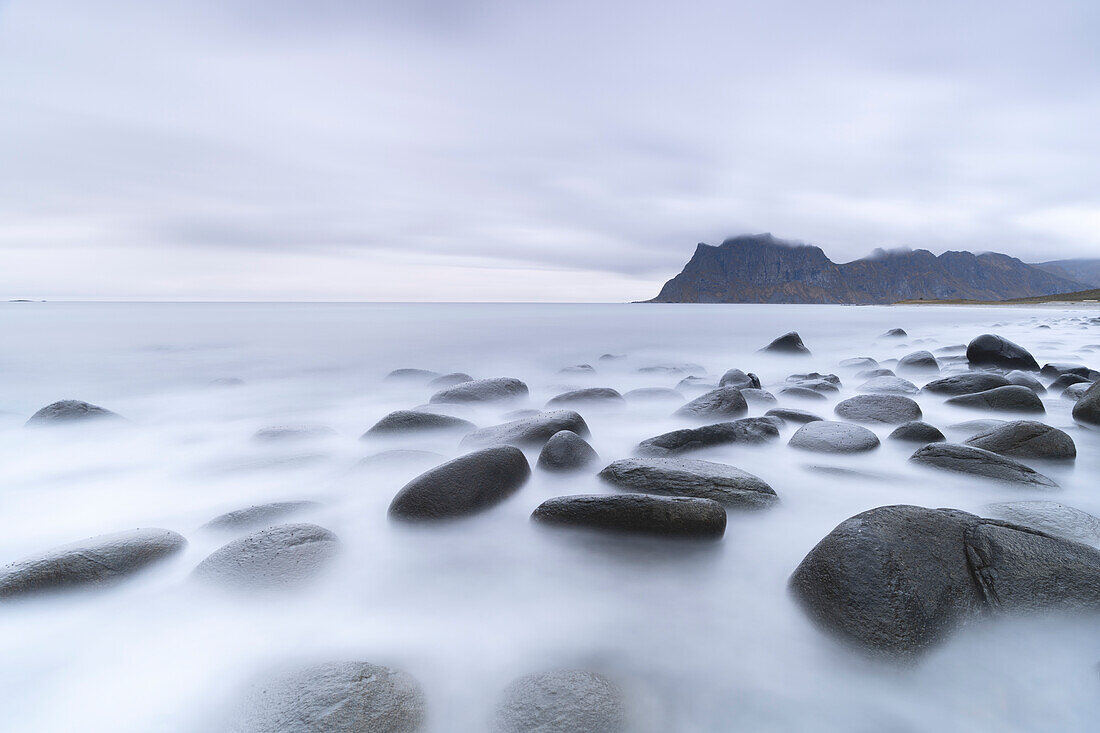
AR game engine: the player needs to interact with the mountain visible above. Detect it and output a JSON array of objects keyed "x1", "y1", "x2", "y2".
[
  {"x1": 648, "y1": 234, "x2": 1088, "y2": 304},
  {"x1": 1032, "y1": 259, "x2": 1100, "y2": 288}
]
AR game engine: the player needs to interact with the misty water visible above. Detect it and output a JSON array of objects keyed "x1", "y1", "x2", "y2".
[{"x1": 1, "y1": 302, "x2": 1099, "y2": 732}]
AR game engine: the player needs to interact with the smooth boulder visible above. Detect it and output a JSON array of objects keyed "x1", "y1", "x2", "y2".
[
  {"x1": 922, "y1": 373, "x2": 1011, "y2": 396},
  {"x1": 25, "y1": 400, "x2": 121, "y2": 426},
  {"x1": 897, "y1": 351, "x2": 939, "y2": 373},
  {"x1": 908, "y1": 443, "x2": 1057, "y2": 487},
  {"x1": 192, "y1": 523, "x2": 339, "y2": 590},
  {"x1": 673, "y1": 387, "x2": 748, "y2": 420},
  {"x1": 944, "y1": 385, "x2": 1044, "y2": 413},
  {"x1": 461, "y1": 411, "x2": 590, "y2": 448},
  {"x1": 761, "y1": 331, "x2": 810, "y2": 355},
  {"x1": 545, "y1": 388, "x2": 624, "y2": 408},
  {"x1": 253, "y1": 425, "x2": 338, "y2": 442},
  {"x1": 429, "y1": 377, "x2": 529, "y2": 404},
  {"x1": 858, "y1": 376, "x2": 918, "y2": 394},
  {"x1": 788, "y1": 421, "x2": 880, "y2": 453},
  {"x1": 532, "y1": 494, "x2": 726, "y2": 539},
  {"x1": 362, "y1": 410, "x2": 475, "y2": 438},
  {"x1": 494, "y1": 670, "x2": 626, "y2": 733},
  {"x1": 834, "y1": 394, "x2": 921, "y2": 425},
  {"x1": 389, "y1": 446, "x2": 530, "y2": 520},
  {"x1": 1072, "y1": 380, "x2": 1100, "y2": 426},
  {"x1": 635, "y1": 418, "x2": 779, "y2": 457},
  {"x1": 966, "y1": 334, "x2": 1040, "y2": 371},
  {"x1": 537, "y1": 431, "x2": 599, "y2": 472},
  {"x1": 598, "y1": 457, "x2": 777, "y2": 508},
  {"x1": 202, "y1": 501, "x2": 322, "y2": 532},
  {"x1": 887, "y1": 421, "x2": 945, "y2": 444},
  {"x1": 718, "y1": 369, "x2": 760, "y2": 389},
  {"x1": 765, "y1": 408, "x2": 822, "y2": 425},
  {"x1": 963, "y1": 420, "x2": 1075, "y2": 459}
]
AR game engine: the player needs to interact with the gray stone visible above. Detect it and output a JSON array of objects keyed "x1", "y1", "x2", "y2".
[
  {"x1": 788, "y1": 421, "x2": 880, "y2": 453},
  {"x1": 494, "y1": 670, "x2": 625, "y2": 733},
  {"x1": 856, "y1": 368, "x2": 895, "y2": 379},
  {"x1": 966, "y1": 334, "x2": 1040, "y2": 371},
  {"x1": 719, "y1": 369, "x2": 760, "y2": 389},
  {"x1": 1064, "y1": 382, "x2": 1092, "y2": 402},
  {"x1": 193, "y1": 523, "x2": 338, "y2": 590},
  {"x1": 429, "y1": 377, "x2": 529, "y2": 404},
  {"x1": 777, "y1": 386, "x2": 827, "y2": 401},
  {"x1": 964, "y1": 420, "x2": 1075, "y2": 459},
  {"x1": 385, "y1": 368, "x2": 440, "y2": 382},
  {"x1": 635, "y1": 417, "x2": 780, "y2": 457},
  {"x1": 840, "y1": 357, "x2": 879, "y2": 369},
  {"x1": 1041, "y1": 363, "x2": 1092, "y2": 378},
  {"x1": 761, "y1": 331, "x2": 810, "y2": 355},
  {"x1": 25, "y1": 400, "x2": 122, "y2": 426},
  {"x1": 202, "y1": 501, "x2": 322, "y2": 532},
  {"x1": 881, "y1": 328, "x2": 907, "y2": 337},
  {"x1": 985, "y1": 501, "x2": 1100, "y2": 546},
  {"x1": 560, "y1": 364, "x2": 595, "y2": 374},
  {"x1": 532, "y1": 494, "x2": 726, "y2": 538},
  {"x1": 546, "y1": 388, "x2": 624, "y2": 408},
  {"x1": 908, "y1": 443, "x2": 1057, "y2": 487},
  {"x1": 1005, "y1": 370, "x2": 1046, "y2": 393},
  {"x1": 897, "y1": 351, "x2": 939, "y2": 373},
  {"x1": 887, "y1": 421, "x2": 945, "y2": 444},
  {"x1": 673, "y1": 387, "x2": 748, "y2": 420},
  {"x1": 598, "y1": 457, "x2": 777, "y2": 508},
  {"x1": 765, "y1": 408, "x2": 822, "y2": 425},
  {"x1": 944, "y1": 385, "x2": 1045, "y2": 413},
  {"x1": 858, "y1": 376, "x2": 918, "y2": 394},
  {"x1": 362, "y1": 410, "x2": 475, "y2": 438},
  {"x1": 389, "y1": 446, "x2": 531, "y2": 520},
  {"x1": 740, "y1": 388, "x2": 777, "y2": 406},
  {"x1": 922, "y1": 373, "x2": 1011, "y2": 396},
  {"x1": 428, "y1": 372, "x2": 474, "y2": 388},
  {"x1": 461, "y1": 411, "x2": 590, "y2": 448},
  {"x1": 1049, "y1": 374, "x2": 1090, "y2": 392},
  {"x1": 834, "y1": 394, "x2": 921, "y2": 425},
  {"x1": 537, "y1": 431, "x2": 599, "y2": 472}
]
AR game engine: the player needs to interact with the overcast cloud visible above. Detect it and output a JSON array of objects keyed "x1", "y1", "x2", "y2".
[{"x1": 1, "y1": 0, "x2": 1098, "y2": 300}]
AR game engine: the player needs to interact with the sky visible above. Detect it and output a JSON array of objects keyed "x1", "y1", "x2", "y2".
[{"x1": 1, "y1": 0, "x2": 1098, "y2": 301}]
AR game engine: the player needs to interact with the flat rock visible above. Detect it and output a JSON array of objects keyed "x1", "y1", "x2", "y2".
[
  {"x1": 966, "y1": 334, "x2": 1040, "y2": 371},
  {"x1": 944, "y1": 385, "x2": 1045, "y2": 413},
  {"x1": 788, "y1": 421, "x2": 880, "y2": 453},
  {"x1": 964, "y1": 420, "x2": 1075, "y2": 459},
  {"x1": 598, "y1": 457, "x2": 777, "y2": 508},
  {"x1": 985, "y1": 501, "x2": 1100, "y2": 546},
  {"x1": 546, "y1": 388, "x2": 624, "y2": 408},
  {"x1": 362, "y1": 410, "x2": 475, "y2": 438},
  {"x1": 858, "y1": 376, "x2": 918, "y2": 394},
  {"x1": 887, "y1": 421, "x2": 945, "y2": 444},
  {"x1": 202, "y1": 501, "x2": 322, "y2": 532},
  {"x1": 635, "y1": 417, "x2": 780, "y2": 457},
  {"x1": 908, "y1": 443, "x2": 1057, "y2": 487},
  {"x1": 0, "y1": 528, "x2": 186, "y2": 599},
  {"x1": 673, "y1": 387, "x2": 748, "y2": 420},
  {"x1": 389, "y1": 446, "x2": 530, "y2": 520},
  {"x1": 494, "y1": 670, "x2": 626, "y2": 733},
  {"x1": 922, "y1": 373, "x2": 1011, "y2": 396},
  {"x1": 193, "y1": 523, "x2": 338, "y2": 590},
  {"x1": 834, "y1": 394, "x2": 921, "y2": 425},
  {"x1": 461, "y1": 410, "x2": 590, "y2": 448},
  {"x1": 1071, "y1": 380, "x2": 1100, "y2": 426},
  {"x1": 765, "y1": 408, "x2": 822, "y2": 425},
  {"x1": 761, "y1": 331, "x2": 810, "y2": 355},
  {"x1": 537, "y1": 431, "x2": 599, "y2": 472},
  {"x1": 532, "y1": 494, "x2": 726, "y2": 538},
  {"x1": 429, "y1": 377, "x2": 529, "y2": 404},
  {"x1": 25, "y1": 400, "x2": 122, "y2": 426}
]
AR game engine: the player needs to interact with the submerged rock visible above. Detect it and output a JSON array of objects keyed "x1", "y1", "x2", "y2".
[
  {"x1": 858, "y1": 376, "x2": 918, "y2": 394},
  {"x1": 673, "y1": 387, "x2": 748, "y2": 420},
  {"x1": 362, "y1": 410, "x2": 475, "y2": 438},
  {"x1": 622, "y1": 387, "x2": 683, "y2": 403},
  {"x1": 897, "y1": 351, "x2": 939, "y2": 373},
  {"x1": 429, "y1": 377, "x2": 529, "y2": 404},
  {"x1": 253, "y1": 425, "x2": 338, "y2": 442},
  {"x1": 546, "y1": 388, "x2": 624, "y2": 408},
  {"x1": 494, "y1": 670, "x2": 626, "y2": 733},
  {"x1": 537, "y1": 431, "x2": 599, "y2": 472},
  {"x1": 840, "y1": 357, "x2": 879, "y2": 369},
  {"x1": 532, "y1": 494, "x2": 726, "y2": 538},
  {"x1": 385, "y1": 368, "x2": 440, "y2": 382},
  {"x1": 922, "y1": 373, "x2": 1011, "y2": 396},
  {"x1": 1005, "y1": 370, "x2": 1046, "y2": 393},
  {"x1": 461, "y1": 410, "x2": 590, "y2": 448},
  {"x1": 833, "y1": 394, "x2": 921, "y2": 425},
  {"x1": 966, "y1": 334, "x2": 1040, "y2": 371},
  {"x1": 635, "y1": 417, "x2": 779, "y2": 457},
  {"x1": 1064, "y1": 382, "x2": 1092, "y2": 402},
  {"x1": 428, "y1": 372, "x2": 474, "y2": 388},
  {"x1": 201, "y1": 501, "x2": 322, "y2": 532},
  {"x1": 908, "y1": 443, "x2": 1057, "y2": 487},
  {"x1": 389, "y1": 446, "x2": 530, "y2": 520},
  {"x1": 25, "y1": 400, "x2": 122, "y2": 426},
  {"x1": 765, "y1": 408, "x2": 822, "y2": 425},
  {"x1": 598, "y1": 457, "x2": 777, "y2": 508},
  {"x1": 887, "y1": 421, "x2": 945, "y2": 444},
  {"x1": 944, "y1": 385, "x2": 1045, "y2": 413},
  {"x1": 760, "y1": 331, "x2": 810, "y2": 355},
  {"x1": 788, "y1": 421, "x2": 880, "y2": 453},
  {"x1": 881, "y1": 328, "x2": 907, "y2": 338},
  {"x1": 963, "y1": 420, "x2": 1075, "y2": 460},
  {"x1": 0, "y1": 528, "x2": 186, "y2": 599},
  {"x1": 193, "y1": 523, "x2": 338, "y2": 590},
  {"x1": 985, "y1": 501, "x2": 1100, "y2": 546}
]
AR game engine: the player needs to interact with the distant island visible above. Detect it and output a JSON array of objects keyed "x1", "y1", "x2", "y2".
[{"x1": 646, "y1": 233, "x2": 1100, "y2": 304}]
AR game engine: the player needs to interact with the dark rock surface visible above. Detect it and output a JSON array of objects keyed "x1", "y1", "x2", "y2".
[
  {"x1": 777, "y1": 386, "x2": 827, "y2": 401},
  {"x1": 887, "y1": 421, "x2": 945, "y2": 444},
  {"x1": 545, "y1": 388, "x2": 624, "y2": 408},
  {"x1": 389, "y1": 446, "x2": 531, "y2": 520},
  {"x1": 1005, "y1": 370, "x2": 1046, "y2": 393},
  {"x1": 461, "y1": 411, "x2": 590, "y2": 448},
  {"x1": 493, "y1": 670, "x2": 626, "y2": 733},
  {"x1": 908, "y1": 443, "x2": 1058, "y2": 487},
  {"x1": 532, "y1": 494, "x2": 726, "y2": 538},
  {"x1": 897, "y1": 351, "x2": 939, "y2": 373},
  {"x1": 202, "y1": 501, "x2": 322, "y2": 532},
  {"x1": 718, "y1": 369, "x2": 761, "y2": 389},
  {"x1": 673, "y1": 387, "x2": 748, "y2": 420},
  {"x1": 765, "y1": 408, "x2": 822, "y2": 425},
  {"x1": 193, "y1": 523, "x2": 339, "y2": 590},
  {"x1": 788, "y1": 421, "x2": 880, "y2": 453},
  {"x1": 944, "y1": 385, "x2": 1045, "y2": 413},
  {"x1": 1071, "y1": 381, "x2": 1100, "y2": 426},
  {"x1": 362, "y1": 410, "x2": 476, "y2": 438},
  {"x1": 537, "y1": 431, "x2": 599, "y2": 472},
  {"x1": 966, "y1": 334, "x2": 1040, "y2": 371},
  {"x1": 1064, "y1": 382, "x2": 1092, "y2": 402},
  {"x1": 881, "y1": 328, "x2": 907, "y2": 337},
  {"x1": 761, "y1": 331, "x2": 810, "y2": 354},
  {"x1": 25, "y1": 400, "x2": 122, "y2": 426},
  {"x1": 429, "y1": 377, "x2": 529, "y2": 404},
  {"x1": 840, "y1": 357, "x2": 879, "y2": 369},
  {"x1": 963, "y1": 420, "x2": 1075, "y2": 459},
  {"x1": 1049, "y1": 374, "x2": 1090, "y2": 392},
  {"x1": 834, "y1": 394, "x2": 922, "y2": 425},
  {"x1": 635, "y1": 418, "x2": 780, "y2": 457},
  {"x1": 922, "y1": 373, "x2": 1011, "y2": 396},
  {"x1": 598, "y1": 457, "x2": 777, "y2": 508}
]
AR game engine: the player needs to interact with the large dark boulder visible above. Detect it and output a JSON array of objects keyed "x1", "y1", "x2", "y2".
[
  {"x1": 761, "y1": 331, "x2": 810, "y2": 355},
  {"x1": 532, "y1": 494, "x2": 726, "y2": 538},
  {"x1": 944, "y1": 385, "x2": 1045, "y2": 413},
  {"x1": 537, "y1": 431, "x2": 599, "y2": 472},
  {"x1": 788, "y1": 421, "x2": 880, "y2": 453},
  {"x1": 0, "y1": 528, "x2": 186, "y2": 599},
  {"x1": 25, "y1": 400, "x2": 122, "y2": 426},
  {"x1": 546, "y1": 388, "x2": 624, "y2": 408},
  {"x1": 388, "y1": 446, "x2": 530, "y2": 520},
  {"x1": 922, "y1": 373, "x2": 1011, "y2": 396},
  {"x1": 493, "y1": 670, "x2": 625, "y2": 733},
  {"x1": 361, "y1": 410, "x2": 475, "y2": 438},
  {"x1": 718, "y1": 369, "x2": 760, "y2": 389},
  {"x1": 963, "y1": 420, "x2": 1075, "y2": 459},
  {"x1": 193, "y1": 523, "x2": 339, "y2": 590},
  {"x1": 635, "y1": 417, "x2": 779, "y2": 457},
  {"x1": 834, "y1": 394, "x2": 921, "y2": 425},
  {"x1": 1071, "y1": 380, "x2": 1100, "y2": 426},
  {"x1": 966, "y1": 334, "x2": 1040, "y2": 371},
  {"x1": 202, "y1": 501, "x2": 322, "y2": 532},
  {"x1": 909, "y1": 443, "x2": 1057, "y2": 487},
  {"x1": 225, "y1": 661, "x2": 426, "y2": 732},
  {"x1": 1041, "y1": 363, "x2": 1092, "y2": 379},
  {"x1": 429, "y1": 377, "x2": 529, "y2": 404},
  {"x1": 461, "y1": 411, "x2": 590, "y2": 449},
  {"x1": 598, "y1": 457, "x2": 777, "y2": 508},
  {"x1": 887, "y1": 421, "x2": 945, "y2": 444},
  {"x1": 673, "y1": 387, "x2": 748, "y2": 420}
]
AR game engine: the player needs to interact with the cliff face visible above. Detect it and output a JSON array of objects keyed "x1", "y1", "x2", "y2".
[{"x1": 648, "y1": 234, "x2": 1087, "y2": 304}]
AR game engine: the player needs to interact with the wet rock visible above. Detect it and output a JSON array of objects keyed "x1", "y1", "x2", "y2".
[
  {"x1": 908, "y1": 443, "x2": 1057, "y2": 487},
  {"x1": 598, "y1": 353, "x2": 624, "y2": 361},
  {"x1": 1063, "y1": 382, "x2": 1092, "y2": 402},
  {"x1": 963, "y1": 420, "x2": 1075, "y2": 459},
  {"x1": 834, "y1": 394, "x2": 922, "y2": 425},
  {"x1": 226, "y1": 661, "x2": 426, "y2": 733},
  {"x1": 887, "y1": 421, "x2": 945, "y2": 444},
  {"x1": 537, "y1": 431, "x2": 599, "y2": 472},
  {"x1": 388, "y1": 446, "x2": 530, "y2": 520},
  {"x1": 986, "y1": 501, "x2": 1100, "y2": 546},
  {"x1": 202, "y1": 501, "x2": 322, "y2": 532},
  {"x1": 922, "y1": 373, "x2": 1011, "y2": 396},
  {"x1": 0, "y1": 528, "x2": 186, "y2": 599},
  {"x1": 944, "y1": 385, "x2": 1045, "y2": 413},
  {"x1": 385, "y1": 368, "x2": 440, "y2": 382},
  {"x1": 598, "y1": 457, "x2": 777, "y2": 508},
  {"x1": 1041, "y1": 363, "x2": 1092, "y2": 379},
  {"x1": 494, "y1": 670, "x2": 626, "y2": 733},
  {"x1": 560, "y1": 364, "x2": 596, "y2": 374},
  {"x1": 788, "y1": 372, "x2": 841, "y2": 387},
  {"x1": 777, "y1": 386, "x2": 828, "y2": 401},
  {"x1": 1005, "y1": 370, "x2": 1046, "y2": 393},
  {"x1": 673, "y1": 387, "x2": 748, "y2": 420},
  {"x1": 1050, "y1": 374, "x2": 1090, "y2": 392},
  {"x1": 1071, "y1": 381, "x2": 1100, "y2": 426},
  {"x1": 761, "y1": 331, "x2": 810, "y2": 355},
  {"x1": 791, "y1": 379, "x2": 839, "y2": 394},
  {"x1": 788, "y1": 421, "x2": 880, "y2": 453},
  {"x1": 840, "y1": 357, "x2": 879, "y2": 369},
  {"x1": 765, "y1": 408, "x2": 822, "y2": 425},
  {"x1": 740, "y1": 388, "x2": 778, "y2": 406},
  {"x1": 546, "y1": 388, "x2": 624, "y2": 408},
  {"x1": 635, "y1": 417, "x2": 780, "y2": 457},
  {"x1": 881, "y1": 328, "x2": 907, "y2": 337},
  {"x1": 897, "y1": 351, "x2": 939, "y2": 374},
  {"x1": 253, "y1": 425, "x2": 338, "y2": 442},
  {"x1": 25, "y1": 400, "x2": 122, "y2": 426},
  {"x1": 856, "y1": 368, "x2": 895, "y2": 379},
  {"x1": 675, "y1": 376, "x2": 718, "y2": 393},
  {"x1": 461, "y1": 410, "x2": 590, "y2": 448},
  {"x1": 428, "y1": 372, "x2": 474, "y2": 388},
  {"x1": 429, "y1": 377, "x2": 529, "y2": 404},
  {"x1": 193, "y1": 523, "x2": 338, "y2": 590},
  {"x1": 622, "y1": 387, "x2": 683, "y2": 403},
  {"x1": 858, "y1": 376, "x2": 918, "y2": 394},
  {"x1": 966, "y1": 334, "x2": 1040, "y2": 371},
  {"x1": 532, "y1": 494, "x2": 726, "y2": 538},
  {"x1": 719, "y1": 369, "x2": 760, "y2": 389},
  {"x1": 362, "y1": 410, "x2": 476, "y2": 438}
]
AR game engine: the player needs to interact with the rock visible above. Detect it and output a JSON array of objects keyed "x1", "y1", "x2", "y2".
[
  {"x1": 788, "y1": 421, "x2": 880, "y2": 453},
  {"x1": 25, "y1": 400, "x2": 122, "y2": 426},
  {"x1": 546, "y1": 388, "x2": 624, "y2": 408},
  {"x1": 833, "y1": 395, "x2": 921, "y2": 425},
  {"x1": 362, "y1": 410, "x2": 476, "y2": 438},
  {"x1": 385, "y1": 368, "x2": 440, "y2": 382},
  {"x1": 1050, "y1": 374, "x2": 1090, "y2": 392},
  {"x1": 740, "y1": 388, "x2": 777, "y2": 406},
  {"x1": 922, "y1": 373, "x2": 1012, "y2": 396},
  {"x1": 1005, "y1": 370, "x2": 1046, "y2": 393},
  {"x1": 935, "y1": 344, "x2": 967, "y2": 355},
  {"x1": 765, "y1": 408, "x2": 822, "y2": 425},
  {"x1": 760, "y1": 331, "x2": 810, "y2": 355},
  {"x1": 887, "y1": 421, "x2": 945, "y2": 444},
  {"x1": 881, "y1": 328, "x2": 907, "y2": 337},
  {"x1": 639, "y1": 363, "x2": 704, "y2": 376},
  {"x1": 0, "y1": 528, "x2": 186, "y2": 599},
  {"x1": 598, "y1": 353, "x2": 625, "y2": 361},
  {"x1": 840, "y1": 357, "x2": 879, "y2": 369},
  {"x1": 897, "y1": 351, "x2": 939, "y2": 373},
  {"x1": 985, "y1": 501, "x2": 1100, "y2": 546},
  {"x1": 791, "y1": 379, "x2": 839, "y2": 394},
  {"x1": 226, "y1": 661, "x2": 426, "y2": 733},
  {"x1": 718, "y1": 369, "x2": 760, "y2": 389},
  {"x1": 560, "y1": 364, "x2": 596, "y2": 374},
  {"x1": 858, "y1": 376, "x2": 918, "y2": 394},
  {"x1": 494, "y1": 670, "x2": 626, "y2": 733},
  {"x1": 908, "y1": 443, "x2": 1057, "y2": 487},
  {"x1": 193, "y1": 523, "x2": 339, "y2": 590},
  {"x1": 1064, "y1": 382, "x2": 1092, "y2": 402},
  {"x1": 635, "y1": 417, "x2": 780, "y2": 457},
  {"x1": 622, "y1": 387, "x2": 683, "y2": 403},
  {"x1": 777, "y1": 386, "x2": 827, "y2": 401},
  {"x1": 787, "y1": 372, "x2": 841, "y2": 386},
  {"x1": 598, "y1": 457, "x2": 777, "y2": 508},
  {"x1": 461, "y1": 411, "x2": 590, "y2": 448},
  {"x1": 388, "y1": 446, "x2": 530, "y2": 520},
  {"x1": 1041, "y1": 363, "x2": 1092, "y2": 378},
  {"x1": 964, "y1": 420, "x2": 1075, "y2": 459},
  {"x1": 428, "y1": 372, "x2": 474, "y2": 388},
  {"x1": 253, "y1": 425, "x2": 338, "y2": 442},
  {"x1": 944, "y1": 385, "x2": 1045, "y2": 413},
  {"x1": 202, "y1": 501, "x2": 322, "y2": 532},
  {"x1": 947, "y1": 419, "x2": 1008, "y2": 436},
  {"x1": 537, "y1": 431, "x2": 599, "y2": 472},
  {"x1": 429, "y1": 377, "x2": 529, "y2": 404},
  {"x1": 673, "y1": 387, "x2": 748, "y2": 420},
  {"x1": 532, "y1": 494, "x2": 726, "y2": 538},
  {"x1": 966, "y1": 334, "x2": 1040, "y2": 371},
  {"x1": 856, "y1": 368, "x2": 895, "y2": 379}
]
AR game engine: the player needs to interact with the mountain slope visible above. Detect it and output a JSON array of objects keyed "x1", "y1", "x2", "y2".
[
  {"x1": 1032, "y1": 259, "x2": 1100, "y2": 288},
  {"x1": 649, "y1": 234, "x2": 1088, "y2": 304}
]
